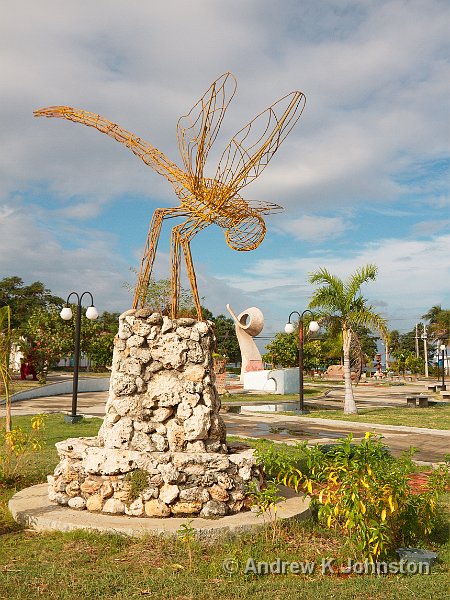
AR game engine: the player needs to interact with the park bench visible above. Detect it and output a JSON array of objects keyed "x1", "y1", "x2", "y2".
[
  {"x1": 427, "y1": 385, "x2": 437, "y2": 393},
  {"x1": 406, "y1": 395, "x2": 429, "y2": 408}
]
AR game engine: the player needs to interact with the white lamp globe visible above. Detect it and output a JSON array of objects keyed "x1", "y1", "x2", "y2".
[
  {"x1": 308, "y1": 320, "x2": 320, "y2": 333},
  {"x1": 86, "y1": 305, "x2": 99, "y2": 320},
  {"x1": 440, "y1": 344, "x2": 446, "y2": 351},
  {"x1": 60, "y1": 307, "x2": 73, "y2": 320},
  {"x1": 285, "y1": 323, "x2": 295, "y2": 334}
]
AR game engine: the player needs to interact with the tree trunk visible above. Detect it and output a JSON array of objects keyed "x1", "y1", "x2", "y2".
[
  {"x1": 5, "y1": 380, "x2": 11, "y2": 433},
  {"x1": 343, "y1": 327, "x2": 358, "y2": 414}
]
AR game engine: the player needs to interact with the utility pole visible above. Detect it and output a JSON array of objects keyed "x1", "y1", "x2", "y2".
[
  {"x1": 422, "y1": 324, "x2": 429, "y2": 378},
  {"x1": 415, "y1": 324, "x2": 419, "y2": 358}
]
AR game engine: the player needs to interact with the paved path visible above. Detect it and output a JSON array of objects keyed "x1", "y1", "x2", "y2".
[
  {"x1": 223, "y1": 412, "x2": 449, "y2": 463},
  {"x1": 2, "y1": 383, "x2": 448, "y2": 464}
]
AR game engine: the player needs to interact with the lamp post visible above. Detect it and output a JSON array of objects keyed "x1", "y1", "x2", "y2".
[
  {"x1": 60, "y1": 292, "x2": 98, "y2": 423},
  {"x1": 285, "y1": 310, "x2": 320, "y2": 414},
  {"x1": 421, "y1": 325, "x2": 429, "y2": 378},
  {"x1": 440, "y1": 344, "x2": 447, "y2": 391}
]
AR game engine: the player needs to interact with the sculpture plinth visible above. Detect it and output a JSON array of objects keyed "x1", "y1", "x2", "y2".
[{"x1": 47, "y1": 310, "x2": 262, "y2": 518}]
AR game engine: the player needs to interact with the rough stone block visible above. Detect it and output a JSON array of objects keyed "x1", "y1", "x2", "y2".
[
  {"x1": 170, "y1": 500, "x2": 202, "y2": 515},
  {"x1": 200, "y1": 500, "x2": 228, "y2": 518},
  {"x1": 86, "y1": 494, "x2": 104, "y2": 512},
  {"x1": 103, "y1": 498, "x2": 126, "y2": 515},
  {"x1": 159, "y1": 483, "x2": 179, "y2": 504},
  {"x1": 68, "y1": 497, "x2": 86, "y2": 510},
  {"x1": 125, "y1": 498, "x2": 145, "y2": 517},
  {"x1": 145, "y1": 498, "x2": 170, "y2": 517}
]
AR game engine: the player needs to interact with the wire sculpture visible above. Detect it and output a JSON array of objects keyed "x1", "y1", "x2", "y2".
[{"x1": 35, "y1": 73, "x2": 306, "y2": 319}]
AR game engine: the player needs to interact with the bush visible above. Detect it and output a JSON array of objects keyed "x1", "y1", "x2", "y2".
[
  {"x1": 0, "y1": 414, "x2": 46, "y2": 484},
  {"x1": 254, "y1": 434, "x2": 450, "y2": 561}
]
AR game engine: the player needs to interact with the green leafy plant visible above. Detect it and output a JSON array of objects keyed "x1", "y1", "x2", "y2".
[
  {"x1": 0, "y1": 414, "x2": 47, "y2": 483},
  {"x1": 253, "y1": 438, "x2": 324, "y2": 489},
  {"x1": 176, "y1": 519, "x2": 196, "y2": 569},
  {"x1": 125, "y1": 469, "x2": 150, "y2": 504},
  {"x1": 247, "y1": 479, "x2": 286, "y2": 544},
  {"x1": 255, "y1": 434, "x2": 450, "y2": 560},
  {"x1": 124, "y1": 273, "x2": 198, "y2": 317}
]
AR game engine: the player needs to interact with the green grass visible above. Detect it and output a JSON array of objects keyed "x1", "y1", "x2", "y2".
[
  {"x1": 300, "y1": 405, "x2": 450, "y2": 430},
  {"x1": 222, "y1": 391, "x2": 450, "y2": 430},
  {"x1": 1, "y1": 371, "x2": 109, "y2": 399},
  {"x1": 0, "y1": 520, "x2": 448, "y2": 600},
  {"x1": 0, "y1": 415, "x2": 449, "y2": 599},
  {"x1": 222, "y1": 388, "x2": 326, "y2": 404},
  {"x1": 2, "y1": 379, "x2": 42, "y2": 396},
  {"x1": 0, "y1": 415, "x2": 101, "y2": 534}
]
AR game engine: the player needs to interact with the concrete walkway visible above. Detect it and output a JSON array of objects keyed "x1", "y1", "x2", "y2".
[
  {"x1": 2, "y1": 382, "x2": 448, "y2": 464},
  {"x1": 223, "y1": 412, "x2": 449, "y2": 464}
]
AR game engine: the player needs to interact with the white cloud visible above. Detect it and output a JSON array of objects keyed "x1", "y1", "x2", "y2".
[
  {"x1": 1, "y1": 0, "x2": 448, "y2": 210},
  {"x1": 0, "y1": 198, "x2": 256, "y2": 319},
  {"x1": 277, "y1": 215, "x2": 351, "y2": 242},
  {"x1": 0, "y1": 0, "x2": 448, "y2": 341},
  {"x1": 411, "y1": 220, "x2": 450, "y2": 237},
  {"x1": 222, "y1": 233, "x2": 450, "y2": 332},
  {"x1": 0, "y1": 200, "x2": 131, "y2": 311}
]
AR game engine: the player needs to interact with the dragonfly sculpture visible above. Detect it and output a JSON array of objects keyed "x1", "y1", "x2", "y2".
[{"x1": 35, "y1": 73, "x2": 306, "y2": 320}]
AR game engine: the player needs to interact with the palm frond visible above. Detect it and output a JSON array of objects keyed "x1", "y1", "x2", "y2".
[
  {"x1": 308, "y1": 286, "x2": 340, "y2": 313},
  {"x1": 344, "y1": 264, "x2": 378, "y2": 306},
  {"x1": 309, "y1": 268, "x2": 344, "y2": 296},
  {"x1": 309, "y1": 268, "x2": 346, "y2": 314},
  {"x1": 350, "y1": 307, "x2": 387, "y2": 338}
]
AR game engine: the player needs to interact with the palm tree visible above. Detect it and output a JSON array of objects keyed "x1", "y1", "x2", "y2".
[
  {"x1": 422, "y1": 305, "x2": 450, "y2": 345},
  {"x1": 308, "y1": 264, "x2": 387, "y2": 414}
]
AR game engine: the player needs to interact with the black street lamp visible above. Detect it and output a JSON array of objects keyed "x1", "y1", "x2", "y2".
[
  {"x1": 60, "y1": 292, "x2": 98, "y2": 423},
  {"x1": 440, "y1": 344, "x2": 447, "y2": 391},
  {"x1": 285, "y1": 310, "x2": 320, "y2": 414}
]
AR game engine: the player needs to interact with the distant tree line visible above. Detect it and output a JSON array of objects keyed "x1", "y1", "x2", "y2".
[{"x1": 0, "y1": 275, "x2": 240, "y2": 382}]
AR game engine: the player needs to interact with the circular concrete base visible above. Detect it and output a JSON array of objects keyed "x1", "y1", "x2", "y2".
[{"x1": 9, "y1": 484, "x2": 310, "y2": 540}]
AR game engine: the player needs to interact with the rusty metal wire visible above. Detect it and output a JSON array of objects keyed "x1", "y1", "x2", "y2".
[{"x1": 35, "y1": 73, "x2": 306, "y2": 319}]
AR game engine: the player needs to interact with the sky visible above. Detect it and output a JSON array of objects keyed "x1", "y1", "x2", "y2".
[{"x1": 1, "y1": 0, "x2": 449, "y2": 348}]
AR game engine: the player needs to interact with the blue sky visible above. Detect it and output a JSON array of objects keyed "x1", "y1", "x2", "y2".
[{"x1": 0, "y1": 0, "x2": 449, "y2": 346}]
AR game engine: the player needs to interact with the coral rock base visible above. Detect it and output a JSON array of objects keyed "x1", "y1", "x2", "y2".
[{"x1": 48, "y1": 437, "x2": 261, "y2": 518}]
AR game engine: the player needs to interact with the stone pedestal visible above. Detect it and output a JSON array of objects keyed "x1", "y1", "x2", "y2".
[{"x1": 48, "y1": 310, "x2": 262, "y2": 518}]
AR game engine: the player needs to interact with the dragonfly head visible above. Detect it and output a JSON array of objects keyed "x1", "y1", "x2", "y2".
[{"x1": 225, "y1": 214, "x2": 266, "y2": 251}]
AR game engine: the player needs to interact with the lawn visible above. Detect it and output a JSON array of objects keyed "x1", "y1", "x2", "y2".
[
  {"x1": 1, "y1": 371, "x2": 109, "y2": 399},
  {"x1": 301, "y1": 405, "x2": 450, "y2": 430},
  {"x1": 0, "y1": 415, "x2": 449, "y2": 599},
  {"x1": 222, "y1": 388, "x2": 326, "y2": 403},
  {"x1": 222, "y1": 393, "x2": 450, "y2": 430}
]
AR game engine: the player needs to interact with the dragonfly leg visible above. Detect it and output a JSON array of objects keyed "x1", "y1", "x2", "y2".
[
  {"x1": 133, "y1": 207, "x2": 185, "y2": 309},
  {"x1": 170, "y1": 219, "x2": 208, "y2": 320},
  {"x1": 170, "y1": 225, "x2": 182, "y2": 319},
  {"x1": 181, "y1": 237, "x2": 202, "y2": 321}
]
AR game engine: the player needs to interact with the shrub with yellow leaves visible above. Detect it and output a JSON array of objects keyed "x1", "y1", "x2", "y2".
[
  {"x1": 0, "y1": 414, "x2": 46, "y2": 483},
  {"x1": 254, "y1": 433, "x2": 449, "y2": 560}
]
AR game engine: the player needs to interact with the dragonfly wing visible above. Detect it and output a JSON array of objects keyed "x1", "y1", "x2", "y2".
[
  {"x1": 34, "y1": 106, "x2": 191, "y2": 194},
  {"x1": 177, "y1": 73, "x2": 237, "y2": 185},
  {"x1": 214, "y1": 91, "x2": 306, "y2": 195}
]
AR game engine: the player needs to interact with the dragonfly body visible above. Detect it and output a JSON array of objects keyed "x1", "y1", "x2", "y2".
[{"x1": 35, "y1": 73, "x2": 305, "y2": 319}]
